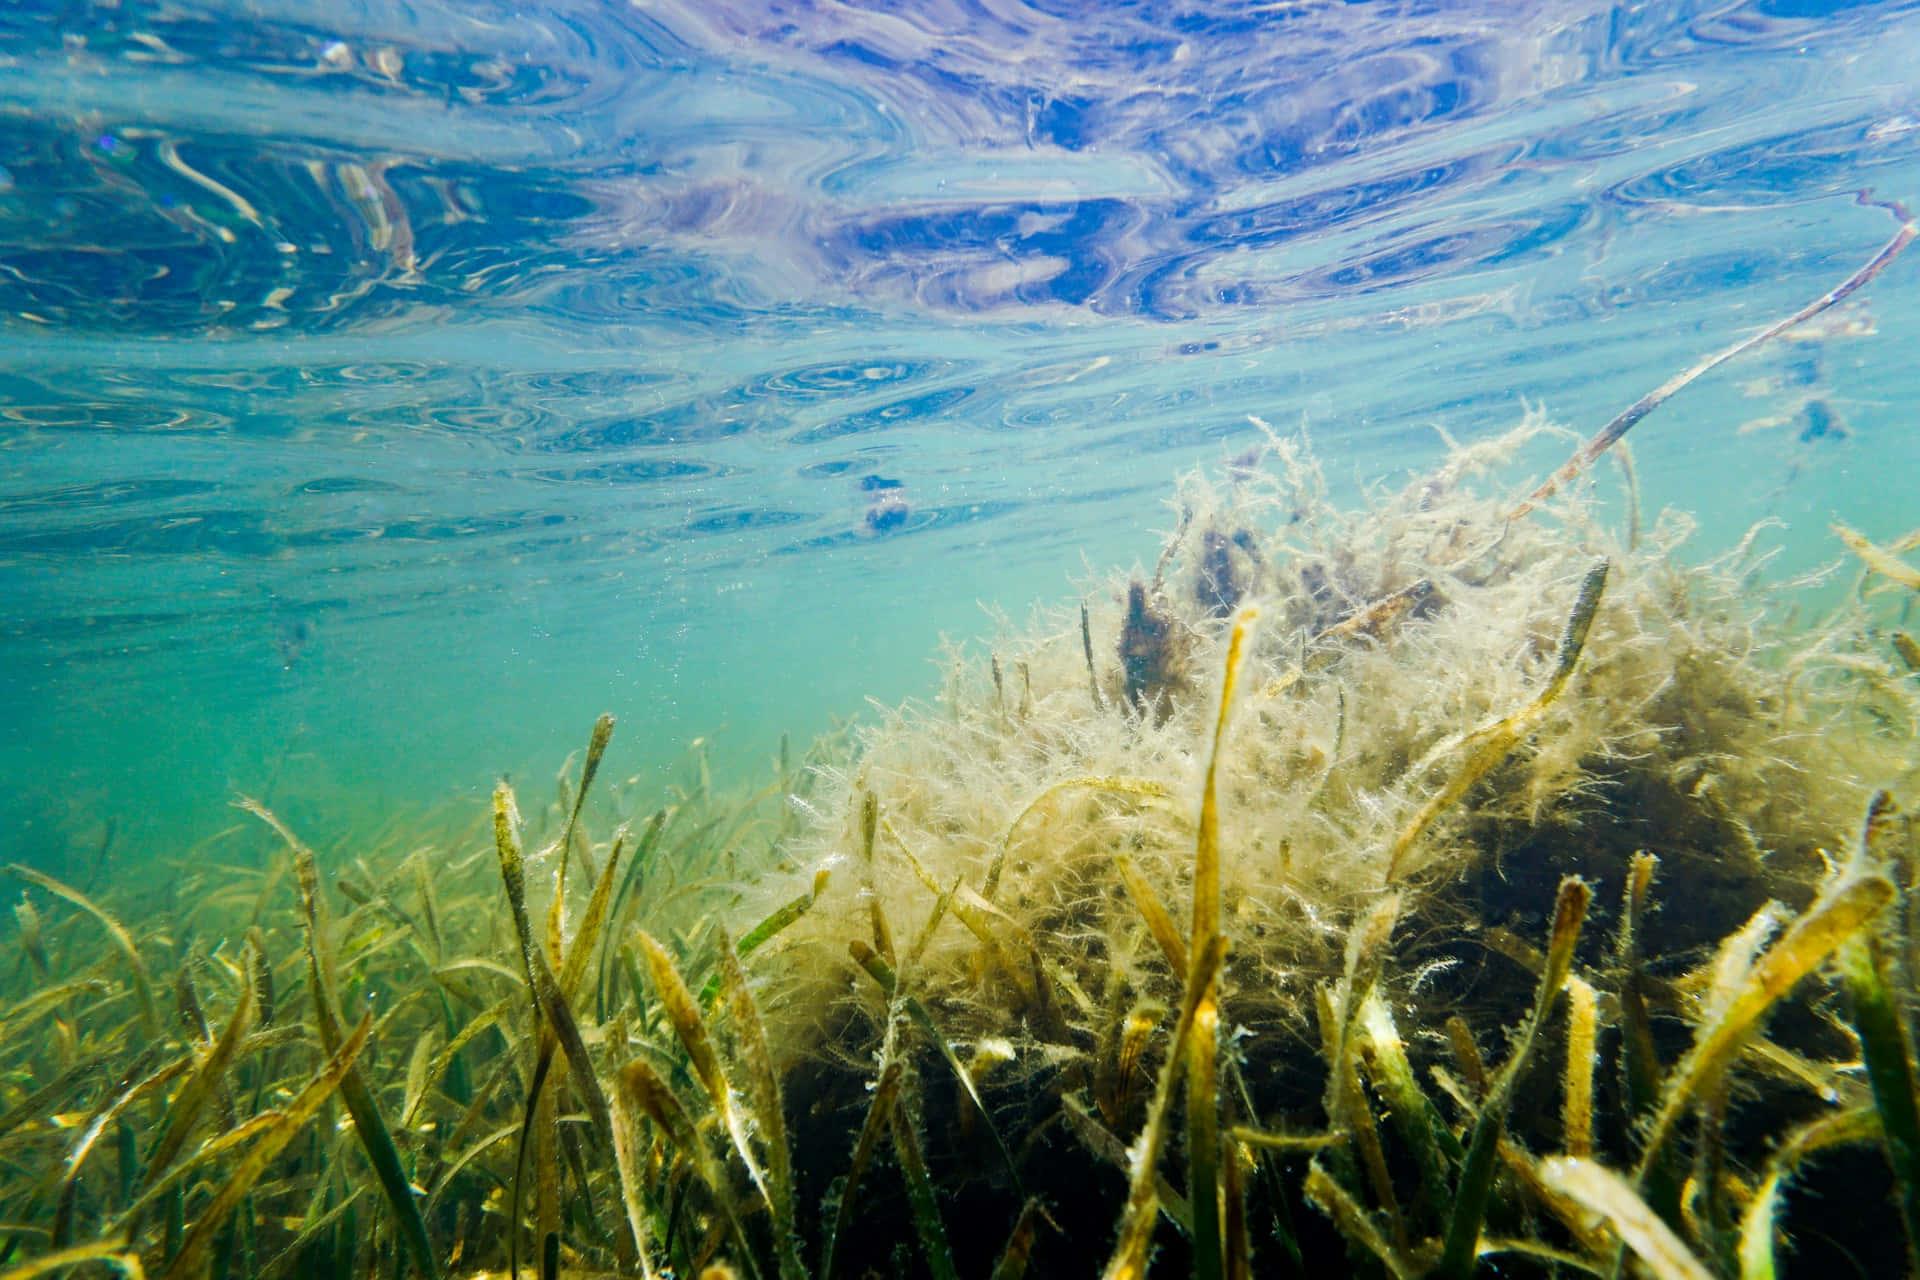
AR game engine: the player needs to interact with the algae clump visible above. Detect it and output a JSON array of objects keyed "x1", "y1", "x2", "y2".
[{"x1": 760, "y1": 419, "x2": 1918, "y2": 1276}]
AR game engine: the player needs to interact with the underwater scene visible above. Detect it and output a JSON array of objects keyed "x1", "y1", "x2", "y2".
[{"x1": 8, "y1": 2, "x2": 1920, "y2": 1277}]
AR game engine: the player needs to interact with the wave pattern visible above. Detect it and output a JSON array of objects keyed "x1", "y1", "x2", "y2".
[{"x1": 3, "y1": 0, "x2": 1920, "y2": 672}]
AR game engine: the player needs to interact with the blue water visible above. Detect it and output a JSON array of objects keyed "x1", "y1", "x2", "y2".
[{"x1": 3, "y1": 0, "x2": 1919, "y2": 865}]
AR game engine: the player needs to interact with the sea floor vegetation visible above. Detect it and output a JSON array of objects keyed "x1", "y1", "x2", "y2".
[
  {"x1": 6, "y1": 215, "x2": 1920, "y2": 1280},
  {"x1": 8, "y1": 413, "x2": 1920, "y2": 1280}
]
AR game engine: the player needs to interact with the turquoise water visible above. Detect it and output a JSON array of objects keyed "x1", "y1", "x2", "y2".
[{"x1": 4, "y1": 0, "x2": 1920, "y2": 867}]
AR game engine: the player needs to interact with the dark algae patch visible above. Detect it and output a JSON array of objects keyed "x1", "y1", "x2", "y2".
[{"x1": 5, "y1": 220, "x2": 1920, "y2": 1279}]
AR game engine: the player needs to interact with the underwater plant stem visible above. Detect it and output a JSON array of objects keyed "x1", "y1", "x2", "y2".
[
  {"x1": 507, "y1": 1043, "x2": 556, "y2": 1280},
  {"x1": 56, "y1": 1054, "x2": 190, "y2": 1250},
  {"x1": 1540, "y1": 1157, "x2": 1713, "y2": 1280},
  {"x1": 1833, "y1": 521, "x2": 1920, "y2": 591},
  {"x1": 128, "y1": 978, "x2": 253, "y2": 1207},
  {"x1": 1438, "y1": 877, "x2": 1590, "y2": 1280},
  {"x1": 560, "y1": 825, "x2": 624, "y2": 1005},
  {"x1": 598, "y1": 806, "x2": 666, "y2": 1019},
  {"x1": 491, "y1": 784, "x2": 543, "y2": 1024},
  {"x1": 1102, "y1": 935, "x2": 1228, "y2": 1280},
  {"x1": 1509, "y1": 214, "x2": 1917, "y2": 521},
  {"x1": 1187, "y1": 1001, "x2": 1225, "y2": 1280},
  {"x1": 822, "y1": 1061, "x2": 904, "y2": 1280},
  {"x1": 1185, "y1": 606, "x2": 1257, "y2": 1280},
  {"x1": 1116, "y1": 854, "x2": 1188, "y2": 983},
  {"x1": 1193, "y1": 608, "x2": 1259, "y2": 948},
  {"x1": 239, "y1": 799, "x2": 440, "y2": 1280},
  {"x1": 639, "y1": 931, "x2": 779, "y2": 1236},
  {"x1": 1736, "y1": 1105, "x2": 1881, "y2": 1280},
  {"x1": 488, "y1": 781, "x2": 586, "y2": 1280},
  {"x1": 1317, "y1": 896, "x2": 1404, "y2": 1238},
  {"x1": 546, "y1": 713, "x2": 614, "y2": 972},
  {"x1": 293, "y1": 848, "x2": 441, "y2": 1280},
  {"x1": 1617, "y1": 443, "x2": 1641, "y2": 552},
  {"x1": 620, "y1": 1056, "x2": 761, "y2": 1277},
  {"x1": 1302, "y1": 1164, "x2": 1415, "y2": 1280},
  {"x1": 0, "y1": 1243, "x2": 146, "y2": 1280},
  {"x1": 6, "y1": 863, "x2": 159, "y2": 1037},
  {"x1": 1635, "y1": 864, "x2": 1894, "y2": 1181},
  {"x1": 1615, "y1": 853, "x2": 1682, "y2": 1228},
  {"x1": 530, "y1": 953, "x2": 615, "y2": 1154},
  {"x1": 715, "y1": 929, "x2": 807, "y2": 1280},
  {"x1": 892, "y1": 1092, "x2": 962, "y2": 1280},
  {"x1": 851, "y1": 939, "x2": 1024, "y2": 1192},
  {"x1": 1838, "y1": 935, "x2": 1920, "y2": 1274},
  {"x1": 158, "y1": 1013, "x2": 373, "y2": 1280},
  {"x1": 1384, "y1": 561, "x2": 1607, "y2": 884},
  {"x1": 1359, "y1": 993, "x2": 1458, "y2": 1227},
  {"x1": 604, "y1": 1042, "x2": 662, "y2": 1280},
  {"x1": 732, "y1": 867, "x2": 830, "y2": 960},
  {"x1": 990, "y1": 1199, "x2": 1045, "y2": 1280},
  {"x1": 1563, "y1": 976, "x2": 1598, "y2": 1159}
]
